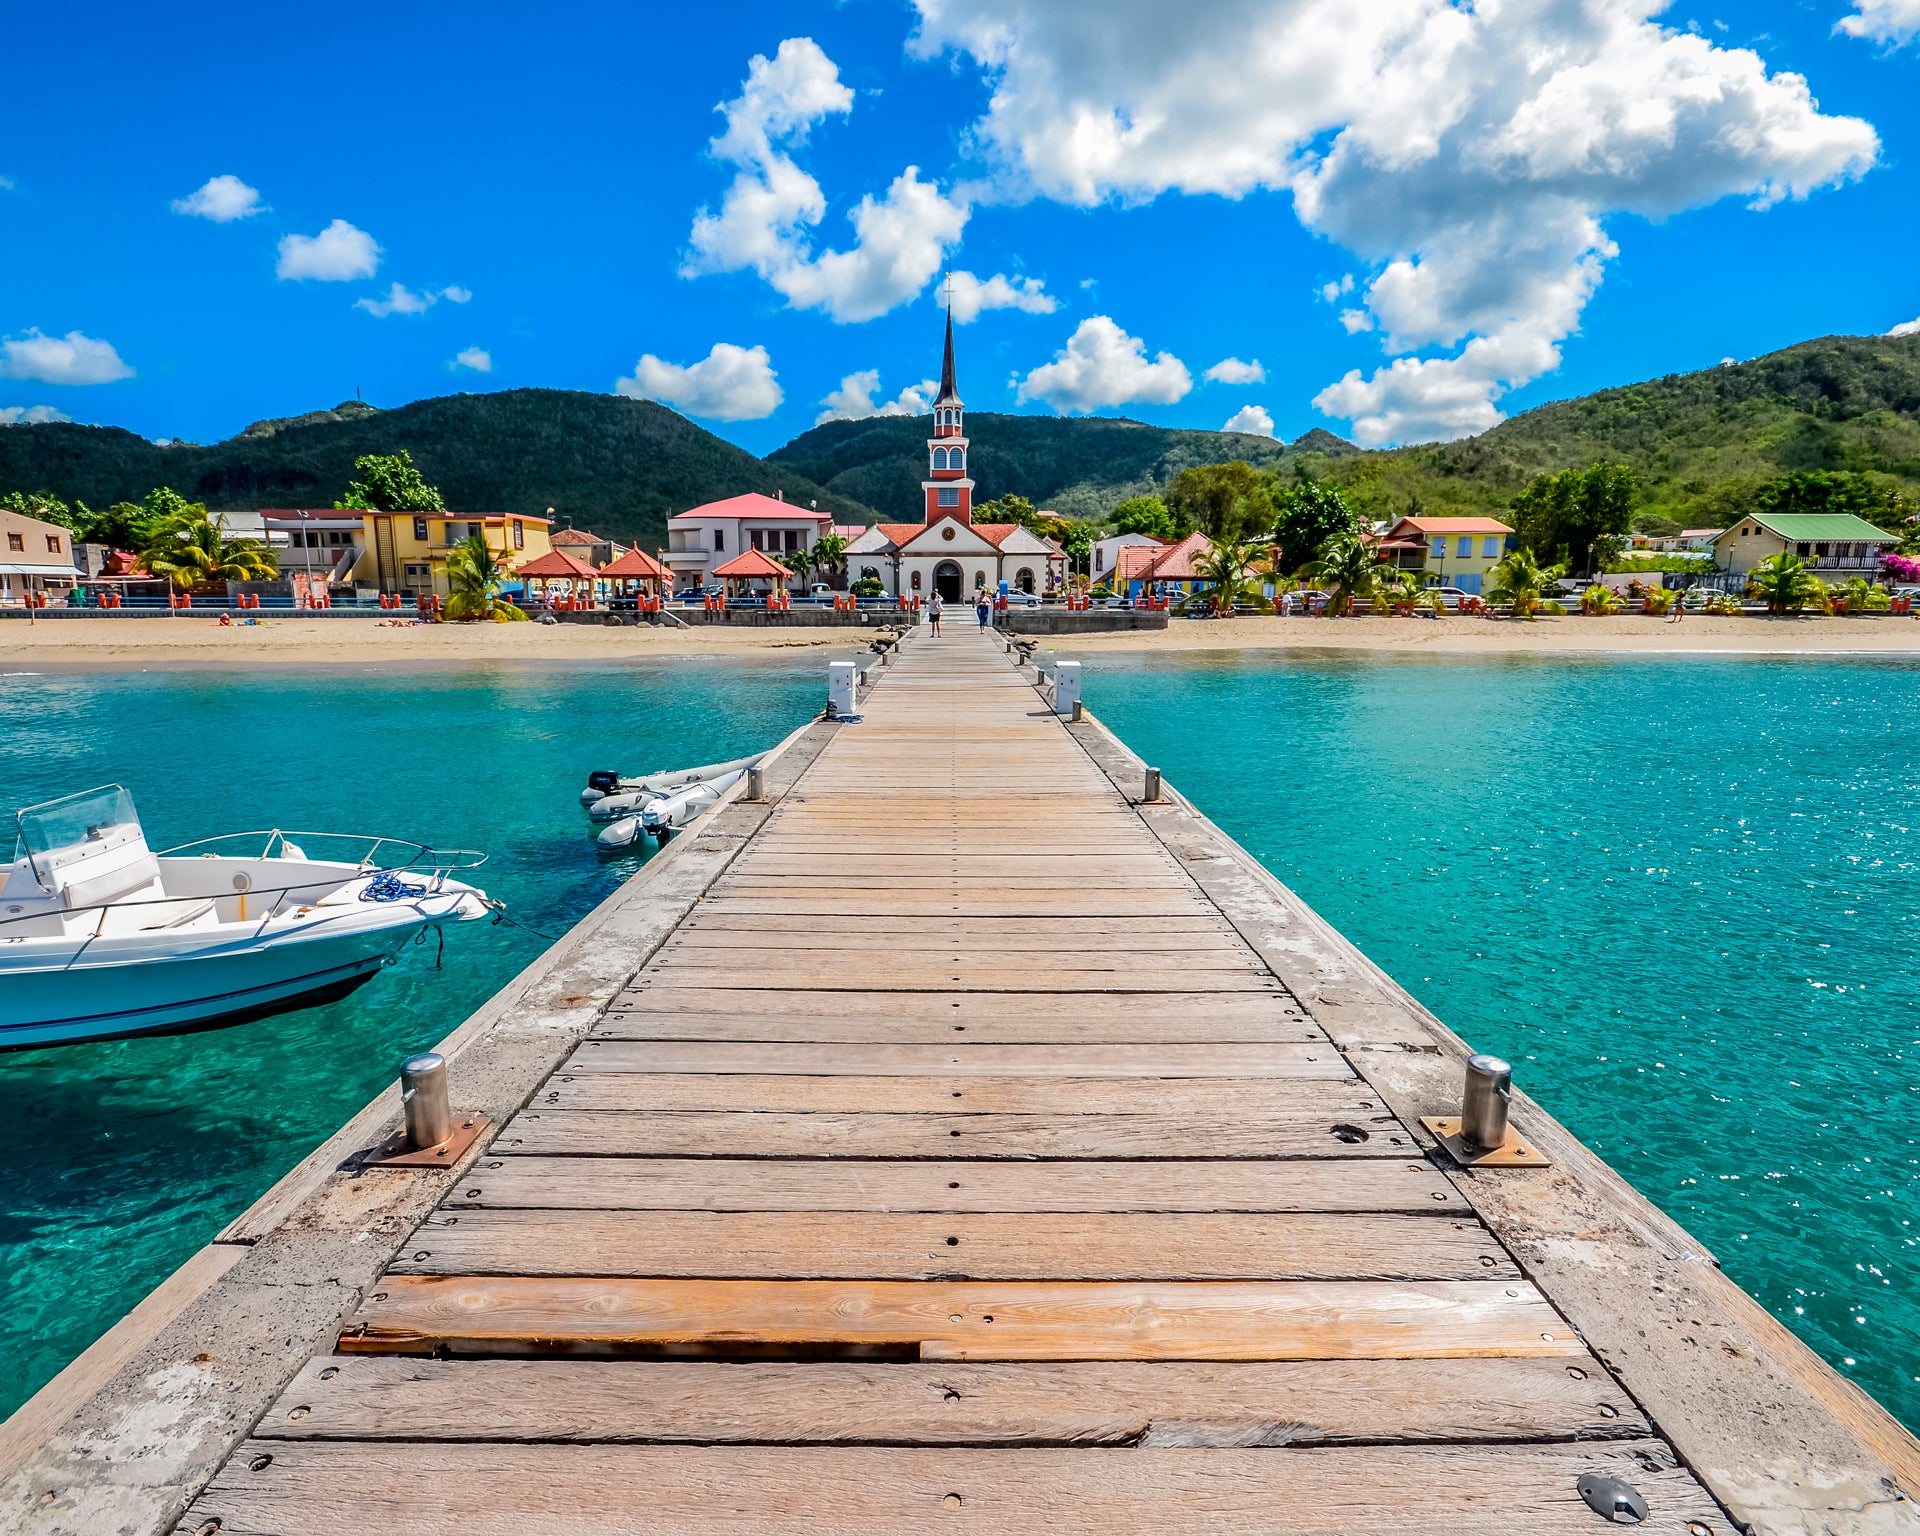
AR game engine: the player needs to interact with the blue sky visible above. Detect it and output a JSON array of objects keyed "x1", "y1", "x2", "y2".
[{"x1": 2, "y1": 0, "x2": 1917, "y2": 456}]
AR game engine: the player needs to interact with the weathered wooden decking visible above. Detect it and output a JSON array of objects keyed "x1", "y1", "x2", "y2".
[{"x1": 186, "y1": 634, "x2": 1731, "y2": 1531}]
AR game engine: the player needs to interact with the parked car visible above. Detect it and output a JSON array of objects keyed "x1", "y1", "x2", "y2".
[
  {"x1": 809, "y1": 583, "x2": 833, "y2": 598},
  {"x1": 1103, "y1": 594, "x2": 1135, "y2": 609},
  {"x1": 1423, "y1": 586, "x2": 1475, "y2": 610},
  {"x1": 1005, "y1": 591, "x2": 1042, "y2": 608},
  {"x1": 673, "y1": 587, "x2": 704, "y2": 603}
]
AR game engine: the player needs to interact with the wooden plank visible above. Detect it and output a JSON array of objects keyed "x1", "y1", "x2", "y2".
[
  {"x1": 339, "y1": 1277, "x2": 1582, "y2": 1360},
  {"x1": 196, "y1": 1441, "x2": 1721, "y2": 1536},
  {"x1": 566, "y1": 1041, "x2": 1348, "y2": 1078},
  {"x1": 451, "y1": 1156, "x2": 1465, "y2": 1214},
  {"x1": 663, "y1": 930, "x2": 1255, "y2": 954},
  {"x1": 390, "y1": 1210, "x2": 1516, "y2": 1281},
  {"x1": 536, "y1": 1075, "x2": 1374, "y2": 1116},
  {"x1": 500, "y1": 1110, "x2": 1415, "y2": 1159},
  {"x1": 634, "y1": 965, "x2": 1280, "y2": 994},
  {"x1": 257, "y1": 1355, "x2": 1649, "y2": 1445},
  {"x1": 604, "y1": 989, "x2": 1314, "y2": 1025},
  {"x1": 589, "y1": 1013, "x2": 1327, "y2": 1044}
]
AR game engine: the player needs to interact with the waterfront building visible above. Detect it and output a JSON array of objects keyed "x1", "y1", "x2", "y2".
[
  {"x1": 1115, "y1": 531, "x2": 1213, "y2": 599},
  {"x1": 843, "y1": 314, "x2": 1068, "y2": 601},
  {"x1": 663, "y1": 492, "x2": 834, "y2": 592},
  {"x1": 1707, "y1": 512, "x2": 1897, "y2": 578},
  {"x1": 514, "y1": 548, "x2": 600, "y2": 604},
  {"x1": 549, "y1": 526, "x2": 626, "y2": 568},
  {"x1": 1091, "y1": 532, "x2": 1166, "y2": 581},
  {"x1": 1377, "y1": 516, "x2": 1516, "y2": 595},
  {"x1": 0, "y1": 506, "x2": 79, "y2": 606},
  {"x1": 260, "y1": 508, "x2": 554, "y2": 599}
]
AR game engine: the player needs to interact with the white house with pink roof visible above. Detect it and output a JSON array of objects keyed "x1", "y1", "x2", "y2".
[{"x1": 662, "y1": 492, "x2": 842, "y2": 590}]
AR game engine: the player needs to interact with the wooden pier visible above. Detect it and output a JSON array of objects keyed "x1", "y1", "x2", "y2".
[{"x1": 9, "y1": 630, "x2": 1918, "y2": 1535}]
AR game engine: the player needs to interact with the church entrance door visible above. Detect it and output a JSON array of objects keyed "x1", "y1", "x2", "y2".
[{"x1": 934, "y1": 562, "x2": 963, "y2": 602}]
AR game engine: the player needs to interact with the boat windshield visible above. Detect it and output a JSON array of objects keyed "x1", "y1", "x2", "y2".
[{"x1": 13, "y1": 784, "x2": 144, "y2": 871}]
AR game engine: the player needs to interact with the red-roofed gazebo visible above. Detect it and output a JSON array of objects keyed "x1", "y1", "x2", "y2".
[
  {"x1": 516, "y1": 548, "x2": 600, "y2": 606},
  {"x1": 711, "y1": 547, "x2": 794, "y2": 600},
  {"x1": 601, "y1": 547, "x2": 671, "y2": 607}
]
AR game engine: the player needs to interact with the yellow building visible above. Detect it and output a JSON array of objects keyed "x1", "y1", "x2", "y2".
[
  {"x1": 1378, "y1": 516, "x2": 1515, "y2": 596},
  {"x1": 262, "y1": 509, "x2": 553, "y2": 597}
]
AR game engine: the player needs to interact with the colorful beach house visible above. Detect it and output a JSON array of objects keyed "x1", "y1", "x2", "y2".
[
  {"x1": 0, "y1": 505, "x2": 78, "y2": 607},
  {"x1": 664, "y1": 492, "x2": 834, "y2": 593},
  {"x1": 1114, "y1": 532, "x2": 1213, "y2": 600},
  {"x1": 1377, "y1": 516, "x2": 1515, "y2": 595},
  {"x1": 1706, "y1": 512, "x2": 1897, "y2": 578},
  {"x1": 261, "y1": 509, "x2": 554, "y2": 599}
]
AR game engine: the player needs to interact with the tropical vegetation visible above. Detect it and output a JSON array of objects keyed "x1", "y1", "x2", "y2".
[
  {"x1": 1832, "y1": 576, "x2": 1891, "y2": 614},
  {"x1": 140, "y1": 511, "x2": 277, "y2": 592},
  {"x1": 1487, "y1": 547, "x2": 1569, "y2": 619},
  {"x1": 1579, "y1": 582, "x2": 1625, "y2": 615},
  {"x1": 1509, "y1": 462, "x2": 1635, "y2": 575},
  {"x1": 336, "y1": 450, "x2": 445, "y2": 512},
  {"x1": 1746, "y1": 552, "x2": 1826, "y2": 613},
  {"x1": 1302, "y1": 530, "x2": 1388, "y2": 616},
  {"x1": 443, "y1": 533, "x2": 527, "y2": 621},
  {"x1": 1178, "y1": 538, "x2": 1270, "y2": 617}
]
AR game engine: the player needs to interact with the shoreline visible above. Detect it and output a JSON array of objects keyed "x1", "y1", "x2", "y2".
[{"x1": 3, "y1": 612, "x2": 1920, "y2": 668}]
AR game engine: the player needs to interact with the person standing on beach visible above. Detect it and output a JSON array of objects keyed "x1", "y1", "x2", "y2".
[
  {"x1": 929, "y1": 594, "x2": 943, "y2": 635},
  {"x1": 1668, "y1": 585, "x2": 1685, "y2": 624}
]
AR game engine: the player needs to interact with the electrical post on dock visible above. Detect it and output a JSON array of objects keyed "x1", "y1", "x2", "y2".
[{"x1": 1053, "y1": 660, "x2": 1082, "y2": 716}]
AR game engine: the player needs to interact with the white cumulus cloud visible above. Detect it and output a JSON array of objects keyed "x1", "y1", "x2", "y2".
[
  {"x1": 615, "y1": 342, "x2": 784, "y2": 421},
  {"x1": 354, "y1": 282, "x2": 471, "y2": 317},
  {"x1": 684, "y1": 37, "x2": 969, "y2": 322},
  {"x1": 172, "y1": 174, "x2": 266, "y2": 222},
  {"x1": 816, "y1": 370, "x2": 940, "y2": 424},
  {"x1": 1205, "y1": 357, "x2": 1265, "y2": 385},
  {"x1": 452, "y1": 347, "x2": 494, "y2": 373},
  {"x1": 442, "y1": 286, "x2": 472, "y2": 304},
  {"x1": 946, "y1": 270, "x2": 1057, "y2": 323},
  {"x1": 1222, "y1": 404, "x2": 1275, "y2": 436},
  {"x1": 1838, "y1": 0, "x2": 1920, "y2": 44},
  {"x1": 276, "y1": 219, "x2": 381, "y2": 282},
  {"x1": 1016, "y1": 316, "x2": 1192, "y2": 414},
  {"x1": 910, "y1": 0, "x2": 1879, "y2": 445},
  {"x1": 1888, "y1": 318, "x2": 1920, "y2": 338},
  {"x1": 0, "y1": 329, "x2": 133, "y2": 385},
  {"x1": 0, "y1": 404, "x2": 72, "y2": 425}
]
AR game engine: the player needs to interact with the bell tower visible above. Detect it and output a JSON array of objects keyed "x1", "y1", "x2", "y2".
[{"x1": 922, "y1": 303, "x2": 973, "y2": 525}]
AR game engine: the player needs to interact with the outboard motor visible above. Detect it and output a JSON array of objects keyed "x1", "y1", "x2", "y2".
[{"x1": 587, "y1": 770, "x2": 622, "y2": 794}]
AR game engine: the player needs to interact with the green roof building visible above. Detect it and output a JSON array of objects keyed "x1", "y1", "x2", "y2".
[{"x1": 1709, "y1": 513, "x2": 1897, "y2": 577}]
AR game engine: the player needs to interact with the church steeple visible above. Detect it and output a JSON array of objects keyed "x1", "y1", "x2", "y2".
[{"x1": 922, "y1": 298, "x2": 973, "y2": 524}]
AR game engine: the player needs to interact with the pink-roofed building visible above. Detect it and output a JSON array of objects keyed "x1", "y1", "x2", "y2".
[{"x1": 663, "y1": 491, "x2": 833, "y2": 590}]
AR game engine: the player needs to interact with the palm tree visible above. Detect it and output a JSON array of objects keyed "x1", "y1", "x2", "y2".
[
  {"x1": 1747, "y1": 552, "x2": 1823, "y2": 614},
  {"x1": 1833, "y1": 575, "x2": 1889, "y2": 614},
  {"x1": 807, "y1": 533, "x2": 849, "y2": 590},
  {"x1": 1177, "y1": 538, "x2": 1270, "y2": 616},
  {"x1": 1302, "y1": 530, "x2": 1387, "y2": 616},
  {"x1": 1488, "y1": 546, "x2": 1567, "y2": 619},
  {"x1": 1579, "y1": 582, "x2": 1625, "y2": 615},
  {"x1": 142, "y1": 513, "x2": 277, "y2": 594},
  {"x1": 1376, "y1": 568, "x2": 1439, "y2": 614},
  {"x1": 444, "y1": 532, "x2": 527, "y2": 621}
]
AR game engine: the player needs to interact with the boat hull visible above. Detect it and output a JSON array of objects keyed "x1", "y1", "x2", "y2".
[{"x1": 0, "y1": 913, "x2": 449, "y2": 1052}]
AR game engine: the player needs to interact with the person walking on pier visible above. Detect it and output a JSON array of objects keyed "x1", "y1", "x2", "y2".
[
  {"x1": 928, "y1": 594, "x2": 943, "y2": 635},
  {"x1": 975, "y1": 592, "x2": 991, "y2": 631}
]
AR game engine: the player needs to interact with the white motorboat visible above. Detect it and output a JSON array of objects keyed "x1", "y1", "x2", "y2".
[
  {"x1": 581, "y1": 754, "x2": 763, "y2": 817},
  {"x1": 0, "y1": 785, "x2": 493, "y2": 1051}
]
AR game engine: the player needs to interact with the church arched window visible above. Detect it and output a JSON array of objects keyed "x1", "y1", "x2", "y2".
[
  {"x1": 933, "y1": 447, "x2": 948, "y2": 469},
  {"x1": 950, "y1": 450, "x2": 964, "y2": 472}
]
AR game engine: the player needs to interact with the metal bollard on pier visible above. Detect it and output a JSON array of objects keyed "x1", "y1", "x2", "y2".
[
  {"x1": 363, "y1": 1050, "x2": 491, "y2": 1168},
  {"x1": 1142, "y1": 767, "x2": 1162, "y2": 803},
  {"x1": 747, "y1": 765, "x2": 765, "y2": 802},
  {"x1": 1419, "y1": 1052, "x2": 1550, "y2": 1168}
]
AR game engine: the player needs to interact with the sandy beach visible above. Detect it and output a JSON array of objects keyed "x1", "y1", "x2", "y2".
[{"x1": 2, "y1": 611, "x2": 1919, "y2": 668}]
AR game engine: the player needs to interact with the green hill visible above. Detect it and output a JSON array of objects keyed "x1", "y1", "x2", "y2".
[
  {"x1": 0, "y1": 389, "x2": 864, "y2": 547},
  {"x1": 769, "y1": 414, "x2": 1356, "y2": 521},
  {"x1": 1307, "y1": 333, "x2": 1920, "y2": 527}
]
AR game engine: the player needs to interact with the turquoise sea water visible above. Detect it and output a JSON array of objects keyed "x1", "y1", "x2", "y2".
[
  {"x1": 0, "y1": 658, "x2": 822, "y2": 1419},
  {"x1": 0, "y1": 650, "x2": 1915, "y2": 1435},
  {"x1": 1092, "y1": 647, "x2": 1920, "y2": 1431}
]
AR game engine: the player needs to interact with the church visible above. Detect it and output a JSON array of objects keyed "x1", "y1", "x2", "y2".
[{"x1": 843, "y1": 313, "x2": 1066, "y2": 602}]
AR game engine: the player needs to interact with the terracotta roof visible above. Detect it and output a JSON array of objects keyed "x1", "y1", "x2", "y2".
[
  {"x1": 711, "y1": 547, "x2": 794, "y2": 579},
  {"x1": 874, "y1": 523, "x2": 925, "y2": 548},
  {"x1": 972, "y1": 523, "x2": 1021, "y2": 548},
  {"x1": 1390, "y1": 517, "x2": 1513, "y2": 535},
  {"x1": 601, "y1": 547, "x2": 670, "y2": 580},
  {"x1": 830, "y1": 524, "x2": 868, "y2": 541},
  {"x1": 514, "y1": 549, "x2": 600, "y2": 579},
  {"x1": 549, "y1": 526, "x2": 604, "y2": 545},
  {"x1": 1122, "y1": 532, "x2": 1213, "y2": 583},
  {"x1": 670, "y1": 492, "x2": 831, "y2": 523}
]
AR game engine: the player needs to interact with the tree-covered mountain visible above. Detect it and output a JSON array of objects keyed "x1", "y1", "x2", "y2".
[
  {"x1": 5, "y1": 334, "x2": 1917, "y2": 545},
  {"x1": 769, "y1": 413, "x2": 1357, "y2": 521},
  {"x1": 0, "y1": 389, "x2": 864, "y2": 547}
]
